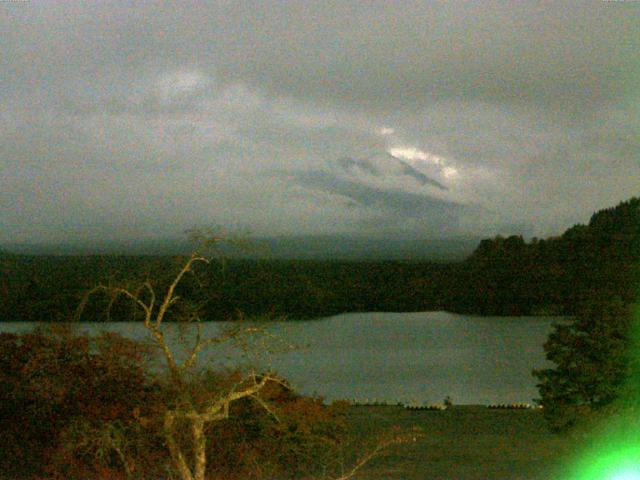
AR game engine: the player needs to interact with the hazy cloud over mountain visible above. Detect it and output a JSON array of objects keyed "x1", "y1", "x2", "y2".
[{"x1": 1, "y1": 1, "x2": 638, "y2": 244}]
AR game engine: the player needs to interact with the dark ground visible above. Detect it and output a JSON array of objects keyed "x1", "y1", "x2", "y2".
[{"x1": 345, "y1": 405, "x2": 572, "y2": 480}]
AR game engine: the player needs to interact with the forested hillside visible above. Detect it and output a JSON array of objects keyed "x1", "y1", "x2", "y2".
[
  {"x1": 1, "y1": 197, "x2": 638, "y2": 321},
  {"x1": 447, "y1": 197, "x2": 640, "y2": 315}
]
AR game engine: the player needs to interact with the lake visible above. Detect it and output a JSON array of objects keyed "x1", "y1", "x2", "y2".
[{"x1": 0, "y1": 311, "x2": 562, "y2": 405}]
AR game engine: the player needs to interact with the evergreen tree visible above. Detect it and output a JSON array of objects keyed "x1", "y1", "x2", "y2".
[{"x1": 533, "y1": 299, "x2": 635, "y2": 430}]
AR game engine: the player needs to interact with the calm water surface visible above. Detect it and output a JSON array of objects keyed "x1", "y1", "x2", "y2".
[{"x1": 1, "y1": 312, "x2": 562, "y2": 405}]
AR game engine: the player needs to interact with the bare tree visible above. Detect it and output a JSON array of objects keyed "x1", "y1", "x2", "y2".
[
  {"x1": 78, "y1": 245, "x2": 288, "y2": 480},
  {"x1": 77, "y1": 238, "x2": 421, "y2": 480}
]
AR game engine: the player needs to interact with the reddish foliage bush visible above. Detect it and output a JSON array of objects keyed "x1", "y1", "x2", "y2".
[
  {"x1": 0, "y1": 329, "x2": 352, "y2": 479},
  {"x1": 0, "y1": 327, "x2": 162, "y2": 479},
  {"x1": 203, "y1": 375, "x2": 350, "y2": 479}
]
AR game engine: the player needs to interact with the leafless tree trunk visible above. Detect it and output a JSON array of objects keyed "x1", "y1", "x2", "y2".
[
  {"x1": 79, "y1": 249, "x2": 286, "y2": 480},
  {"x1": 78, "y1": 244, "x2": 419, "y2": 480}
]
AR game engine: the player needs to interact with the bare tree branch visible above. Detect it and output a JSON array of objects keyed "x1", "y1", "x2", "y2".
[
  {"x1": 76, "y1": 240, "x2": 358, "y2": 480},
  {"x1": 332, "y1": 428, "x2": 423, "y2": 480},
  {"x1": 250, "y1": 393, "x2": 280, "y2": 423},
  {"x1": 155, "y1": 254, "x2": 209, "y2": 329},
  {"x1": 163, "y1": 412, "x2": 195, "y2": 480}
]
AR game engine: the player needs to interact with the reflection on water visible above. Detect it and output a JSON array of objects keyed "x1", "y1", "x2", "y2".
[{"x1": 1, "y1": 311, "x2": 561, "y2": 404}]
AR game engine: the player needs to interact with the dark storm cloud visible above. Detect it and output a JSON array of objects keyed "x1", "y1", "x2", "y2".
[
  {"x1": 2, "y1": 2, "x2": 637, "y2": 112},
  {"x1": 0, "y1": 1, "x2": 638, "y2": 243},
  {"x1": 208, "y1": 1, "x2": 639, "y2": 112}
]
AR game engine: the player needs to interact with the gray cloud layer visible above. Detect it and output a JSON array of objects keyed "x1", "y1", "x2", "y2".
[{"x1": 1, "y1": 1, "x2": 638, "y2": 244}]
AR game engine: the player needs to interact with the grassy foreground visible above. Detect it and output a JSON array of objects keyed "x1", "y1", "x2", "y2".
[{"x1": 345, "y1": 405, "x2": 570, "y2": 480}]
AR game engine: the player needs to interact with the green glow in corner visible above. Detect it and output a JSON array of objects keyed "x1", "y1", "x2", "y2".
[
  {"x1": 564, "y1": 302, "x2": 640, "y2": 480},
  {"x1": 568, "y1": 444, "x2": 640, "y2": 480},
  {"x1": 610, "y1": 471, "x2": 640, "y2": 480}
]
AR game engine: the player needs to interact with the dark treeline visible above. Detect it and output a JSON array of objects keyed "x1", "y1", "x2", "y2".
[
  {"x1": 448, "y1": 196, "x2": 640, "y2": 315},
  {"x1": 0, "y1": 255, "x2": 452, "y2": 321},
  {"x1": 1, "y1": 197, "x2": 638, "y2": 321}
]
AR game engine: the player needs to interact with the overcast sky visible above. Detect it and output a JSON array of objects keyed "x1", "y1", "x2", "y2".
[{"x1": 1, "y1": 1, "x2": 639, "y2": 244}]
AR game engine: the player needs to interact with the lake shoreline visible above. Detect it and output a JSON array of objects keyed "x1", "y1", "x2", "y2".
[
  {"x1": 0, "y1": 312, "x2": 559, "y2": 405},
  {"x1": 0, "y1": 307, "x2": 567, "y2": 323}
]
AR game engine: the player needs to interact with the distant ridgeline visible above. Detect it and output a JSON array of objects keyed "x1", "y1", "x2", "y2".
[{"x1": 0, "y1": 197, "x2": 638, "y2": 321}]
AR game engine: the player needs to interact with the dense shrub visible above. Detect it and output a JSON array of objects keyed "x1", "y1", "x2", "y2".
[
  {"x1": 204, "y1": 376, "x2": 349, "y2": 479},
  {"x1": 0, "y1": 326, "x2": 163, "y2": 479},
  {"x1": 0, "y1": 328, "x2": 352, "y2": 479}
]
